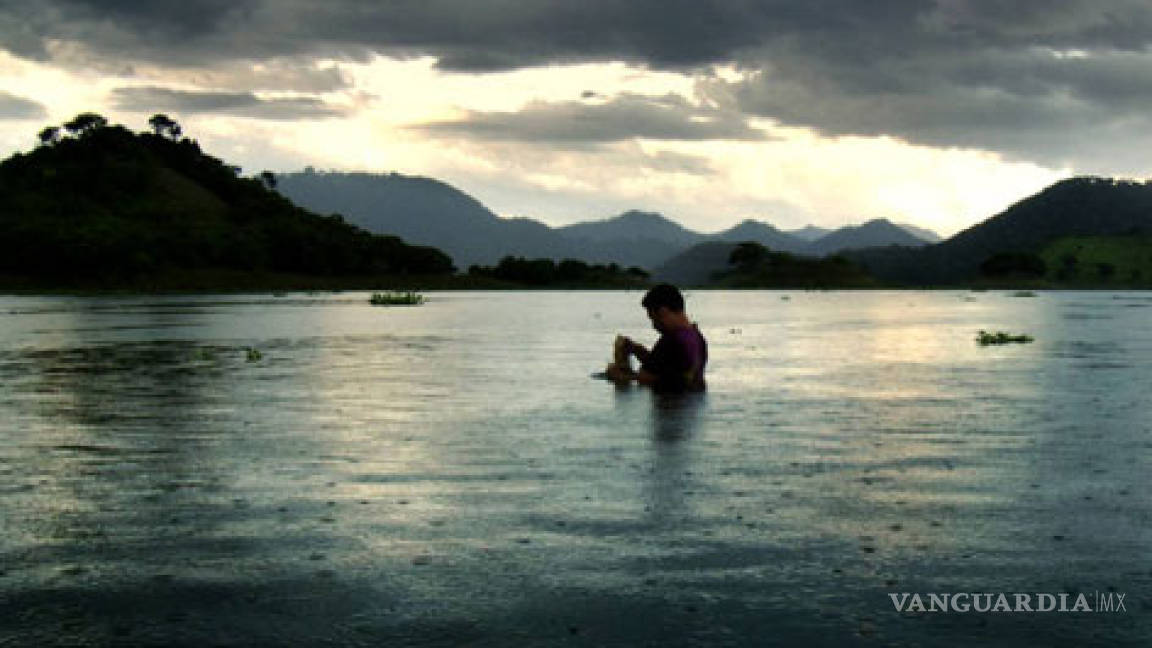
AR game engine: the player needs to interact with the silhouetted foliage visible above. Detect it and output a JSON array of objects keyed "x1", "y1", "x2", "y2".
[
  {"x1": 0, "y1": 114, "x2": 455, "y2": 285},
  {"x1": 37, "y1": 126, "x2": 61, "y2": 147},
  {"x1": 1056, "y1": 253, "x2": 1079, "y2": 281},
  {"x1": 979, "y1": 252, "x2": 1047, "y2": 278},
  {"x1": 468, "y1": 256, "x2": 649, "y2": 286},
  {"x1": 147, "y1": 113, "x2": 183, "y2": 140},
  {"x1": 258, "y1": 170, "x2": 278, "y2": 190},
  {"x1": 63, "y1": 112, "x2": 108, "y2": 137},
  {"x1": 728, "y1": 241, "x2": 770, "y2": 269},
  {"x1": 712, "y1": 241, "x2": 875, "y2": 287}
]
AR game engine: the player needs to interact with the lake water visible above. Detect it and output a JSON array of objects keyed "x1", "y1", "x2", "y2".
[{"x1": 0, "y1": 290, "x2": 1149, "y2": 647}]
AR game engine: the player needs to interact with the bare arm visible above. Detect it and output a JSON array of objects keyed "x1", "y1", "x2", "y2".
[
  {"x1": 634, "y1": 368, "x2": 658, "y2": 386},
  {"x1": 604, "y1": 364, "x2": 659, "y2": 386}
]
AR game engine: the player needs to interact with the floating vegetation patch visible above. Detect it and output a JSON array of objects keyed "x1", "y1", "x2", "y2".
[
  {"x1": 976, "y1": 330, "x2": 1034, "y2": 345},
  {"x1": 370, "y1": 291, "x2": 425, "y2": 306}
]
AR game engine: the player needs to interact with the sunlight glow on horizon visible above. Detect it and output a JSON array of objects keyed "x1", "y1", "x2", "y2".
[{"x1": 0, "y1": 48, "x2": 1073, "y2": 238}]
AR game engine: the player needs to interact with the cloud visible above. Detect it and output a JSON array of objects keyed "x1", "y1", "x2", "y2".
[
  {"x1": 144, "y1": 58, "x2": 353, "y2": 94},
  {"x1": 638, "y1": 150, "x2": 715, "y2": 176},
  {"x1": 1, "y1": 0, "x2": 779, "y2": 70},
  {"x1": 6, "y1": 1, "x2": 1152, "y2": 171},
  {"x1": 727, "y1": 42, "x2": 1152, "y2": 171},
  {"x1": 111, "y1": 86, "x2": 347, "y2": 120},
  {"x1": 413, "y1": 93, "x2": 766, "y2": 143},
  {"x1": 0, "y1": 91, "x2": 46, "y2": 119},
  {"x1": 11, "y1": 1, "x2": 1152, "y2": 71}
]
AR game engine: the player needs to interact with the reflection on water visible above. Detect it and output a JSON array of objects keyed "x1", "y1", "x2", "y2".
[
  {"x1": 650, "y1": 391, "x2": 705, "y2": 442},
  {"x1": 0, "y1": 290, "x2": 1149, "y2": 646}
]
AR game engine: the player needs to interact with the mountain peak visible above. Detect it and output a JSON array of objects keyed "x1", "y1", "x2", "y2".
[
  {"x1": 730, "y1": 218, "x2": 779, "y2": 230},
  {"x1": 616, "y1": 209, "x2": 674, "y2": 224},
  {"x1": 805, "y1": 218, "x2": 933, "y2": 256},
  {"x1": 787, "y1": 225, "x2": 832, "y2": 242},
  {"x1": 710, "y1": 220, "x2": 808, "y2": 254}
]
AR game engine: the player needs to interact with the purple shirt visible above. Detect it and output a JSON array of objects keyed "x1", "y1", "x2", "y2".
[{"x1": 641, "y1": 323, "x2": 708, "y2": 392}]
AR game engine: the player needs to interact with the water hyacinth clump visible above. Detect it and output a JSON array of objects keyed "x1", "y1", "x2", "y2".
[
  {"x1": 370, "y1": 291, "x2": 425, "y2": 306},
  {"x1": 976, "y1": 330, "x2": 1034, "y2": 345}
]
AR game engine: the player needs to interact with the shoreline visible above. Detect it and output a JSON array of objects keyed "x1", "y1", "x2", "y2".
[{"x1": 2, "y1": 272, "x2": 1150, "y2": 295}]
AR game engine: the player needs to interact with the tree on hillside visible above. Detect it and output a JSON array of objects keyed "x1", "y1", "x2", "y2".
[
  {"x1": 258, "y1": 170, "x2": 277, "y2": 190},
  {"x1": 729, "y1": 241, "x2": 769, "y2": 269},
  {"x1": 979, "y1": 252, "x2": 1046, "y2": 278},
  {"x1": 37, "y1": 126, "x2": 61, "y2": 147},
  {"x1": 556, "y1": 258, "x2": 589, "y2": 282},
  {"x1": 147, "y1": 113, "x2": 183, "y2": 140},
  {"x1": 63, "y1": 112, "x2": 108, "y2": 137},
  {"x1": 1056, "y1": 253, "x2": 1079, "y2": 281}
]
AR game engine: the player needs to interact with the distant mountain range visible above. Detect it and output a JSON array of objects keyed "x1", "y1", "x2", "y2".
[
  {"x1": 11, "y1": 114, "x2": 1149, "y2": 290},
  {"x1": 277, "y1": 170, "x2": 1152, "y2": 288},
  {"x1": 666, "y1": 177, "x2": 1152, "y2": 286},
  {"x1": 277, "y1": 170, "x2": 940, "y2": 270},
  {"x1": 804, "y1": 219, "x2": 931, "y2": 256},
  {"x1": 650, "y1": 242, "x2": 743, "y2": 286}
]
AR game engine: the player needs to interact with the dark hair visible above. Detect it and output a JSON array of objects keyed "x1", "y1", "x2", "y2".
[{"x1": 641, "y1": 283, "x2": 685, "y2": 312}]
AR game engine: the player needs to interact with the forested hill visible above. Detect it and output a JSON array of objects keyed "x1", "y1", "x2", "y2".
[
  {"x1": 846, "y1": 176, "x2": 1152, "y2": 285},
  {"x1": 0, "y1": 113, "x2": 454, "y2": 288}
]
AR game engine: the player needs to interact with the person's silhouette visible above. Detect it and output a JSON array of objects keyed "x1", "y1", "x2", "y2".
[{"x1": 605, "y1": 284, "x2": 707, "y2": 393}]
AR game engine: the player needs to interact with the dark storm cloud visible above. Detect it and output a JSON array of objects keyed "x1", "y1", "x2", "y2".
[
  {"x1": 6, "y1": 1, "x2": 1152, "y2": 168},
  {"x1": 0, "y1": 91, "x2": 47, "y2": 119},
  {"x1": 414, "y1": 94, "x2": 765, "y2": 143},
  {"x1": 57, "y1": 0, "x2": 252, "y2": 40},
  {"x1": 0, "y1": 0, "x2": 255, "y2": 62},
  {"x1": 0, "y1": 0, "x2": 881, "y2": 70},
  {"x1": 727, "y1": 38, "x2": 1152, "y2": 167},
  {"x1": 111, "y1": 86, "x2": 346, "y2": 120},
  {"x1": 6, "y1": 1, "x2": 1152, "y2": 72},
  {"x1": 0, "y1": 0, "x2": 779, "y2": 75}
]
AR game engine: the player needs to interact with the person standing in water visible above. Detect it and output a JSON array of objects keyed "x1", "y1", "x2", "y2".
[{"x1": 605, "y1": 284, "x2": 707, "y2": 392}]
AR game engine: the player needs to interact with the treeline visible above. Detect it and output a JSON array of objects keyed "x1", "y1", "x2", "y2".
[
  {"x1": 712, "y1": 242, "x2": 876, "y2": 287},
  {"x1": 467, "y1": 256, "x2": 650, "y2": 286},
  {"x1": 0, "y1": 113, "x2": 454, "y2": 286}
]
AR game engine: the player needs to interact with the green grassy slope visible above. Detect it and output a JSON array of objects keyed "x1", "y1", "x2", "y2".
[{"x1": 1039, "y1": 235, "x2": 1152, "y2": 287}]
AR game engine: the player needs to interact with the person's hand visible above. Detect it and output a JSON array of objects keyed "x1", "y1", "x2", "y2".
[{"x1": 604, "y1": 363, "x2": 632, "y2": 382}]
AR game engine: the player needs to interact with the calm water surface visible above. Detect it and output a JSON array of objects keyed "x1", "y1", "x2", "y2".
[{"x1": 0, "y1": 290, "x2": 1149, "y2": 646}]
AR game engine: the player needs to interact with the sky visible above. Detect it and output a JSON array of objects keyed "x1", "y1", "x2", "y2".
[{"x1": 3, "y1": 1, "x2": 1152, "y2": 237}]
